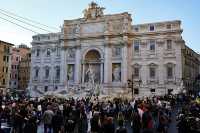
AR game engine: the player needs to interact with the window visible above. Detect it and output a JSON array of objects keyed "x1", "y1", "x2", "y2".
[
  {"x1": 44, "y1": 86, "x2": 48, "y2": 92},
  {"x1": 7, "y1": 56, "x2": 9, "y2": 62},
  {"x1": 112, "y1": 47, "x2": 121, "y2": 57},
  {"x1": 134, "y1": 27, "x2": 139, "y2": 32},
  {"x1": 56, "y1": 66, "x2": 60, "y2": 79},
  {"x1": 7, "y1": 47, "x2": 10, "y2": 53},
  {"x1": 4, "y1": 46, "x2": 6, "y2": 52},
  {"x1": 134, "y1": 40, "x2": 140, "y2": 52},
  {"x1": 3, "y1": 56, "x2": 6, "y2": 61},
  {"x1": 36, "y1": 49, "x2": 40, "y2": 57},
  {"x1": 149, "y1": 25, "x2": 155, "y2": 31},
  {"x1": 35, "y1": 69, "x2": 39, "y2": 78},
  {"x1": 56, "y1": 47, "x2": 61, "y2": 56},
  {"x1": 15, "y1": 74, "x2": 17, "y2": 79},
  {"x1": 16, "y1": 57, "x2": 19, "y2": 61},
  {"x1": 55, "y1": 86, "x2": 58, "y2": 90},
  {"x1": 6, "y1": 67, "x2": 8, "y2": 73},
  {"x1": 150, "y1": 67, "x2": 156, "y2": 78},
  {"x1": 45, "y1": 67, "x2": 50, "y2": 79},
  {"x1": 166, "y1": 24, "x2": 171, "y2": 29},
  {"x1": 150, "y1": 40, "x2": 155, "y2": 51},
  {"x1": 134, "y1": 67, "x2": 139, "y2": 78},
  {"x1": 47, "y1": 48, "x2": 51, "y2": 56},
  {"x1": 134, "y1": 88, "x2": 139, "y2": 94},
  {"x1": 3, "y1": 79, "x2": 5, "y2": 85},
  {"x1": 167, "y1": 66, "x2": 173, "y2": 78},
  {"x1": 151, "y1": 89, "x2": 155, "y2": 93},
  {"x1": 167, "y1": 40, "x2": 172, "y2": 50}
]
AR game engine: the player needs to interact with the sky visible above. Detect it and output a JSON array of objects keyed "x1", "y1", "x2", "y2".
[{"x1": 0, "y1": 0, "x2": 199, "y2": 52}]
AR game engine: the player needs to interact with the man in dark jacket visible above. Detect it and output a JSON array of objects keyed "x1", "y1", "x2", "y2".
[{"x1": 52, "y1": 111, "x2": 64, "y2": 133}]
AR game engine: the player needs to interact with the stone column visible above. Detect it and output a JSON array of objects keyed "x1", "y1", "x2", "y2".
[
  {"x1": 82, "y1": 64, "x2": 85, "y2": 83},
  {"x1": 141, "y1": 64, "x2": 147, "y2": 85},
  {"x1": 61, "y1": 44, "x2": 67, "y2": 88},
  {"x1": 159, "y1": 64, "x2": 164, "y2": 84},
  {"x1": 122, "y1": 44, "x2": 128, "y2": 83},
  {"x1": 75, "y1": 47, "x2": 81, "y2": 83},
  {"x1": 104, "y1": 45, "x2": 110, "y2": 83},
  {"x1": 100, "y1": 63, "x2": 103, "y2": 83}
]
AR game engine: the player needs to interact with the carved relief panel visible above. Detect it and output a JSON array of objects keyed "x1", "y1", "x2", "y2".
[{"x1": 67, "y1": 48, "x2": 76, "y2": 59}]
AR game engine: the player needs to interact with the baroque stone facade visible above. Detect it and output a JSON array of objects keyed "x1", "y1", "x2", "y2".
[{"x1": 29, "y1": 3, "x2": 200, "y2": 97}]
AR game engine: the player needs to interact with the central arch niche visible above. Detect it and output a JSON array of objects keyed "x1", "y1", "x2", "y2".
[
  {"x1": 85, "y1": 50, "x2": 101, "y2": 61},
  {"x1": 83, "y1": 49, "x2": 102, "y2": 84}
]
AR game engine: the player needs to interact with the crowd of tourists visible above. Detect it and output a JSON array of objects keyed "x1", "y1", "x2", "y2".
[
  {"x1": 176, "y1": 96, "x2": 200, "y2": 133},
  {"x1": 0, "y1": 93, "x2": 199, "y2": 133}
]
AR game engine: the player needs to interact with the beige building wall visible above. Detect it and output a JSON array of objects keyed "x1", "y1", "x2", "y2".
[{"x1": 0, "y1": 40, "x2": 14, "y2": 89}]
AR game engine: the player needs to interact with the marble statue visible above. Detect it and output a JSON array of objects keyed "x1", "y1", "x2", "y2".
[
  {"x1": 112, "y1": 65, "x2": 121, "y2": 82},
  {"x1": 75, "y1": 24, "x2": 80, "y2": 34},
  {"x1": 67, "y1": 65, "x2": 74, "y2": 80},
  {"x1": 85, "y1": 65, "x2": 95, "y2": 84},
  {"x1": 68, "y1": 48, "x2": 76, "y2": 58}
]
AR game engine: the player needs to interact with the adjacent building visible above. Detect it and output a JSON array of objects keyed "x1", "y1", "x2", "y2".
[
  {"x1": 29, "y1": 2, "x2": 200, "y2": 97},
  {"x1": 181, "y1": 46, "x2": 200, "y2": 95},
  {"x1": 0, "y1": 40, "x2": 14, "y2": 89},
  {"x1": 18, "y1": 52, "x2": 31, "y2": 90},
  {"x1": 10, "y1": 44, "x2": 30, "y2": 90}
]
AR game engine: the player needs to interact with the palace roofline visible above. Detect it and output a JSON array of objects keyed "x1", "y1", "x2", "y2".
[{"x1": 0, "y1": 40, "x2": 14, "y2": 46}]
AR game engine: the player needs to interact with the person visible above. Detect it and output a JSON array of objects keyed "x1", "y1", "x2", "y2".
[
  {"x1": 77, "y1": 110, "x2": 88, "y2": 133},
  {"x1": 142, "y1": 108, "x2": 154, "y2": 133},
  {"x1": 52, "y1": 111, "x2": 64, "y2": 133},
  {"x1": 43, "y1": 105, "x2": 54, "y2": 133},
  {"x1": 64, "y1": 112, "x2": 76, "y2": 133},
  {"x1": 23, "y1": 116, "x2": 37, "y2": 133},
  {"x1": 115, "y1": 119, "x2": 127, "y2": 133},
  {"x1": 117, "y1": 112, "x2": 124, "y2": 126},
  {"x1": 91, "y1": 112, "x2": 101, "y2": 133},
  {"x1": 131, "y1": 110, "x2": 141, "y2": 133},
  {"x1": 102, "y1": 117, "x2": 115, "y2": 133},
  {"x1": 157, "y1": 111, "x2": 168, "y2": 133}
]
